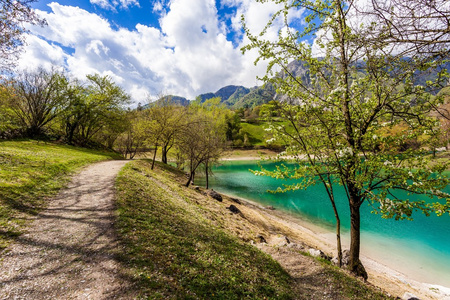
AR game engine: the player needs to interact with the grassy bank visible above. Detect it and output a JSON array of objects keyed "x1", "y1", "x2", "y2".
[
  {"x1": 115, "y1": 160, "x2": 293, "y2": 299},
  {"x1": 0, "y1": 140, "x2": 120, "y2": 250},
  {"x1": 115, "y1": 160, "x2": 392, "y2": 299}
]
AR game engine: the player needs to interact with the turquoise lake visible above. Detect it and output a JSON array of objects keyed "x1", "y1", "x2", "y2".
[{"x1": 196, "y1": 160, "x2": 450, "y2": 287}]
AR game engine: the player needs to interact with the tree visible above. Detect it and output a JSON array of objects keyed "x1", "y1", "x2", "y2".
[
  {"x1": 145, "y1": 97, "x2": 186, "y2": 168},
  {"x1": 0, "y1": 78, "x2": 21, "y2": 137},
  {"x1": 178, "y1": 109, "x2": 226, "y2": 188},
  {"x1": 1, "y1": 0, "x2": 46, "y2": 72},
  {"x1": 8, "y1": 68, "x2": 67, "y2": 137},
  {"x1": 361, "y1": 0, "x2": 450, "y2": 56},
  {"x1": 74, "y1": 74, "x2": 129, "y2": 146},
  {"x1": 244, "y1": 0, "x2": 450, "y2": 278},
  {"x1": 115, "y1": 110, "x2": 149, "y2": 159}
]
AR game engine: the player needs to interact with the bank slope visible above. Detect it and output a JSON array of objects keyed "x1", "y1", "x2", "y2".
[{"x1": 115, "y1": 160, "x2": 392, "y2": 299}]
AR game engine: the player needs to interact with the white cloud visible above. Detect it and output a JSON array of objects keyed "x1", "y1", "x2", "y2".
[
  {"x1": 90, "y1": 0, "x2": 140, "y2": 10},
  {"x1": 90, "y1": 0, "x2": 112, "y2": 10},
  {"x1": 152, "y1": 1, "x2": 163, "y2": 13},
  {"x1": 19, "y1": 1, "x2": 303, "y2": 104},
  {"x1": 18, "y1": 34, "x2": 67, "y2": 71}
]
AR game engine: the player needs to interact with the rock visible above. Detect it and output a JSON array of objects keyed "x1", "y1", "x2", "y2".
[
  {"x1": 402, "y1": 293, "x2": 420, "y2": 300},
  {"x1": 208, "y1": 189, "x2": 222, "y2": 202},
  {"x1": 331, "y1": 257, "x2": 339, "y2": 265},
  {"x1": 271, "y1": 236, "x2": 291, "y2": 247},
  {"x1": 342, "y1": 249, "x2": 350, "y2": 265},
  {"x1": 308, "y1": 248, "x2": 322, "y2": 257},
  {"x1": 230, "y1": 197, "x2": 241, "y2": 204},
  {"x1": 257, "y1": 234, "x2": 267, "y2": 243},
  {"x1": 227, "y1": 205, "x2": 241, "y2": 214},
  {"x1": 308, "y1": 248, "x2": 331, "y2": 260},
  {"x1": 265, "y1": 205, "x2": 275, "y2": 210},
  {"x1": 287, "y1": 243, "x2": 304, "y2": 250}
]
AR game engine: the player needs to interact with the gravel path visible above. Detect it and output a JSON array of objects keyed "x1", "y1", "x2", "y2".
[{"x1": 0, "y1": 160, "x2": 134, "y2": 299}]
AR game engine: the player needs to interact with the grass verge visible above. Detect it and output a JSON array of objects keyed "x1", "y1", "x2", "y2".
[
  {"x1": 115, "y1": 160, "x2": 294, "y2": 299},
  {"x1": 0, "y1": 139, "x2": 120, "y2": 251}
]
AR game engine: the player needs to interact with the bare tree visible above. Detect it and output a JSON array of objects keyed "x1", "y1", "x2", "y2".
[{"x1": 8, "y1": 68, "x2": 67, "y2": 137}]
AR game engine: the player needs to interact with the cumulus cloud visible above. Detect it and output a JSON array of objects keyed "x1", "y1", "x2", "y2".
[{"x1": 19, "y1": 0, "x2": 304, "y2": 104}]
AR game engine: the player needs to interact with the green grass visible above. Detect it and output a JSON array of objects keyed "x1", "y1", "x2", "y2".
[
  {"x1": 240, "y1": 122, "x2": 267, "y2": 146},
  {"x1": 0, "y1": 139, "x2": 120, "y2": 250},
  {"x1": 115, "y1": 160, "x2": 294, "y2": 299},
  {"x1": 240, "y1": 121, "x2": 290, "y2": 148},
  {"x1": 316, "y1": 260, "x2": 390, "y2": 299}
]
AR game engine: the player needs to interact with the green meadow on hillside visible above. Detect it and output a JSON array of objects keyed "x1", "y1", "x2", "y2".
[{"x1": 0, "y1": 140, "x2": 119, "y2": 250}]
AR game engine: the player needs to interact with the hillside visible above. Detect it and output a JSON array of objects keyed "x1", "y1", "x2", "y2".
[
  {"x1": 115, "y1": 159, "x2": 393, "y2": 299},
  {"x1": 0, "y1": 140, "x2": 120, "y2": 251}
]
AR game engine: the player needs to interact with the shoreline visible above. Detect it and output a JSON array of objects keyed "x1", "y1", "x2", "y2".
[
  {"x1": 216, "y1": 150, "x2": 450, "y2": 299},
  {"x1": 219, "y1": 191, "x2": 450, "y2": 300}
]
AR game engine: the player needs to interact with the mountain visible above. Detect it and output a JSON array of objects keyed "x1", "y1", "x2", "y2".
[
  {"x1": 141, "y1": 95, "x2": 190, "y2": 110},
  {"x1": 232, "y1": 84, "x2": 276, "y2": 109},
  {"x1": 197, "y1": 85, "x2": 275, "y2": 109},
  {"x1": 198, "y1": 85, "x2": 249, "y2": 104}
]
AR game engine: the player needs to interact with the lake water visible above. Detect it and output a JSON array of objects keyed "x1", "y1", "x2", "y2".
[{"x1": 196, "y1": 160, "x2": 450, "y2": 288}]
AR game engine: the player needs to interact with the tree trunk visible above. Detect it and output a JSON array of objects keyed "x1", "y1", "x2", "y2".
[
  {"x1": 66, "y1": 122, "x2": 78, "y2": 145},
  {"x1": 331, "y1": 200, "x2": 342, "y2": 267},
  {"x1": 185, "y1": 171, "x2": 193, "y2": 187},
  {"x1": 348, "y1": 198, "x2": 367, "y2": 280},
  {"x1": 151, "y1": 145, "x2": 158, "y2": 170},
  {"x1": 162, "y1": 146, "x2": 168, "y2": 164},
  {"x1": 205, "y1": 161, "x2": 209, "y2": 189}
]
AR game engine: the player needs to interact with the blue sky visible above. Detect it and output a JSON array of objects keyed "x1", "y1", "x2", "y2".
[{"x1": 19, "y1": 0, "x2": 304, "y2": 104}]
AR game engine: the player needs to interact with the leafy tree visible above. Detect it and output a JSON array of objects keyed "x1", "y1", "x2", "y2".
[
  {"x1": 0, "y1": 0, "x2": 46, "y2": 72},
  {"x1": 224, "y1": 112, "x2": 241, "y2": 142},
  {"x1": 73, "y1": 74, "x2": 129, "y2": 146},
  {"x1": 0, "y1": 79, "x2": 21, "y2": 137},
  {"x1": 145, "y1": 97, "x2": 186, "y2": 167},
  {"x1": 178, "y1": 109, "x2": 226, "y2": 187},
  {"x1": 244, "y1": 0, "x2": 450, "y2": 278},
  {"x1": 7, "y1": 68, "x2": 68, "y2": 137}
]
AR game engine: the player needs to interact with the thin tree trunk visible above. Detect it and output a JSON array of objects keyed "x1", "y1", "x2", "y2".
[
  {"x1": 205, "y1": 161, "x2": 209, "y2": 189},
  {"x1": 185, "y1": 172, "x2": 193, "y2": 187},
  {"x1": 331, "y1": 200, "x2": 342, "y2": 267},
  {"x1": 151, "y1": 145, "x2": 158, "y2": 170}
]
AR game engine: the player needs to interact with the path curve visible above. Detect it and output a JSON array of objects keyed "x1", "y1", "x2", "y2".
[{"x1": 0, "y1": 160, "x2": 133, "y2": 299}]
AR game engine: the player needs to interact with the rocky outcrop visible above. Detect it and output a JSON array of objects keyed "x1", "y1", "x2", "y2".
[{"x1": 227, "y1": 204, "x2": 241, "y2": 214}]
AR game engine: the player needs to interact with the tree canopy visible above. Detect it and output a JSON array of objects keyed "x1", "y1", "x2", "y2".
[{"x1": 243, "y1": 0, "x2": 450, "y2": 278}]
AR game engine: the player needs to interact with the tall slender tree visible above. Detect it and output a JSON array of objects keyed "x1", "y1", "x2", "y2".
[{"x1": 244, "y1": 0, "x2": 450, "y2": 278}]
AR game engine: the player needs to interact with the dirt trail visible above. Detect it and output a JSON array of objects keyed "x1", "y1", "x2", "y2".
[{"x1": 0, "y1": 160, "x2": 134, "y2": 299}]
